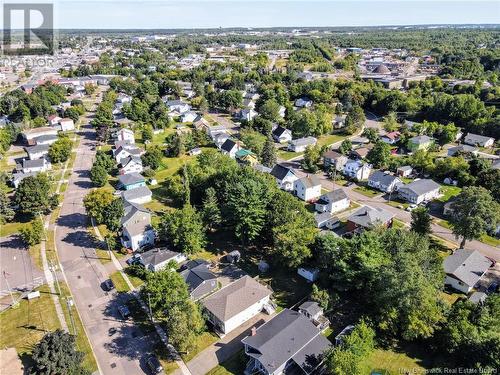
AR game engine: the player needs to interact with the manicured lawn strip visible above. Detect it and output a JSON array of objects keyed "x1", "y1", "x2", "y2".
[
  {"x1": 0, "y1": 285, "x2": 60, "y2": 362},
  {"x1": 28, "y1": 244, "x2": 43, "y2": 270},
  {"x1": 480, "y1": 234, "x2": 500, "y2": 247},
  {"x1": 181, "y1": 331, "x2": 218, "y2": 362},
  {"x1": 385, "y1": 199, "x2": 410, "y2": 210},
  {"x1": 206, "y1": 350, "x2": 247, "y2": 375},
  {"x1": 317, "y1": 134, "x2": 344, "y2": 147},
  {"x1": 95, "y1": 249, "x2": 112, "y2": 264},
  {"x1": 438, "y1": 185, "x2": 462, "y2": 203},
  {"x1": 109, "y1": 270, "x2": 130, "y2": 293},
  {"x1": 354, "y1": 184, "x2": 381, "y2": 198},
  {"x1": 277, "y1": 150, "x2": 302, "y2": 161},
  {"x1": 59, "y1": 282, "x2": 98, "y2": 373}
]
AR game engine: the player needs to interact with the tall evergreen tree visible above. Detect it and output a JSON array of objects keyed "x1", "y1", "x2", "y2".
[
  {"x1": 261, "y1": 136, "x2": 277, "y2": 167},
  {"x1": 202, "y1": 187, "x2": 221, "y2": 230}
]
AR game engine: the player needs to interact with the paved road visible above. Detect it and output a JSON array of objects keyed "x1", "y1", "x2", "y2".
[{"x1": 54, "y1": 117, "x2": 155, "y2": 373}]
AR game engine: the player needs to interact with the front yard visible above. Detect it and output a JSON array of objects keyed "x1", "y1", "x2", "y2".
[
  {"x1": 438, "y1": 185, "x2": 462, "y2": 203},
  {"x1": 354, "y1": 184, "x2": 382, "y2": 198}
]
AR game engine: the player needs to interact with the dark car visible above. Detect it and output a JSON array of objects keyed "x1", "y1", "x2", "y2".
[
  {"x1": 486, "y1": 282, "x2": 498, "y2": 295},
  {"x1": 126, "y1": 254, "x2": 141, "y2": 266},
  {"x1": 146, "y1": 354, "x2": 163, "y2": 374},
  {"x1": 102, "y1": 279, "x2": 115, "y2": 291},
  {"x1": 345, "y1": 181, "x2": 353, "y2": 187},
  {"x1": 118, "y1": 305, "x2": 131, "y2": 319},
  {"x1": 108, "y1": 327, "x2": 117, "y2": 336}
]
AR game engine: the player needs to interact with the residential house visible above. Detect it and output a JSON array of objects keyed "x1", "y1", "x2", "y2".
[
  {"x1": 314, "y1": 212, "x2": 340, "y2": 230},
  {"x1": 11, "y1": 172, "x2": 37, "y2": 188},
  {"x1": 294, "y1": 97, "x2": 313, "y2": 108},
  {"x1": 213, "y1": 132, "x2": 230, "y2": 149},
  {"x1": 367, "y1": 171, "x2": 402, "y2": 193},
  {"x1": 119, "y1": 156, "x2": 144, "y2": 175},
  {"x1": 242, "y1": 98, "x2": 256, "y2": 110},
  {"x1": 115, "y1": 128, "x2": 135, "y2": 144},
  {"x1": 297, "y1": 267, "x2": 320, "y2": 282},
  {"x1": 294, "y1": 176, "x2": 322, "y2": 202},
  {"x1": 343, "y1": 159, "x2": 372, "y2": 181},
  {"x1": 165, "y1": 99, "x2": 191, "y2": 114},
  {"x1": 59, "y1": 118, "x2": 75, "y2": 131},
  {"x1": 238, "y1": 109, "x2": 258, "y2": 122},
  {"x1": 203, "y1": 275, "x2": 272, "y2": 335},
  {"x1": 48, "y1": 114, "x2": 62, "y2": 126},
  {"x1": 398, "y1": 179, "x2": 441, "y2": 204},
  {"x1": 188, "y1": 147, "x2": 202, "y2": 156},
  {"x1": 468, "y1": 292, "x2": 487, "y2": 305},
  {"x1": 241, "y1": 309, "x2": 331, "y2": 375},
  {"x1": 332, "y1": 114, "x2": 347, "y2": 129},
  {"x1": 346, "y1": 206, "x2": 394, "y2": 232},
  {"x1": 315, "y1": 189, "x2": 350, "y2": 214},
  {"x1": 444, "y1": 249, "x2": 492, "y2": 293},
  {"x1": 33, "y1": 134, "x2": 58, "y2": 146},
  {"x1": 235, "y1": 149, "x2": 258, "y2": 166},
  {"x1": 271, "y1": 126, "x2": 292, "y2": 143},
  {"x1": 118, "y1": 173, "x2": 146, "y2": 190},
  {"x1": 396, "y1": 165, "x2": 412, "y2": 177},
  {"x1": 114, "y1": 145, "x2": 144, "y2": 163},
  {"x1": 179, "y1": 260, "x2": 218, "y2": 300},
  {"x1": 381, "y1": 131, "x2": 401, "y2": 144},
  {"x1": 299, "y1": 301, "x2": 329, "y2": 330},
  {"x1": 407, "y1": 135, "x2": 434, "y2": 152},
  {"x1": 25, "y1": 144, "x2": 49, "y2": 160},
  {"x1": 270, "y1": 164, "x2": 299, "y2": 191},
  {"x1": 121, "y1": 185, "x2": 152, "y2": 205},
  {"x1": 120, "y1": 202, "x2": 155, "y2": 251},
  {"x1": 220, "y1": 139, "x2": 241, "y2": 159},
  {"x1": 350, "y1": 146, "x2": 372, "y2": 160},
  {"x1": 288, "y1": 137, "x2": 317, "y2": 153},
  {"x1": 447, "y1": 145, "x2": 478, "y2": 157},
  {"x1": 20, "y1": 158, "x2": 51, "y2": 173},
  {"x1": 464, "y1": 133, "x2": 495, "y2": 148},
  {"x1": 253, "y1": 164, "x2": 272, "y2": 174},
  {"x1": 180, "y1": 111, "x2": 198, "y2": 123},
  {"x1": 323, "y1": 150, "x2": 348, "y2": 171},
  {"x1": 139, "y1": 248, "x2": 186, "y2": 272}
]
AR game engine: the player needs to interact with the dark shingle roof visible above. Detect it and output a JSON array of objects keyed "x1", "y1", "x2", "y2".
[
  {"x1": 118, "y1": 173, "x2": 145, "y2": 187},
  {"x1": 347, "y1": 206, "x2": 394, "y2": 228},
  {"x1": 140, "y1": 248, "x2": 181, "y2": 267},
  {"x1": 121, "y1": 186, "x2": 152, "y2": 202},
  {"x1": 220, "y1": 139, "x2": 237, "y2": 153},
  {"x1": 369, "y1": 170, "x2": 399, "y2": 186},
  {"x1": 399, "y1": 179, "x2": 440, "y2": 196},
  {"x1": 270, "y1": 164, "x2": 296, "y2": 181},
  {"x1": 241, "y1": 309, "x2": 330, "y2": 374},
  {"x1": 180, "y1": 264, "x2": 217, "y2": 293},
  {"x1": 319, "y1": 189, "x2": 348, "y2": 203}
]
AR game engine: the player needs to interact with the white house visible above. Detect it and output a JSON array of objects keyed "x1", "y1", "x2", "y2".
[
  {"x1": 314, "y1": 212, "x2": 341, "y2": 230},
  {"x1": 11, "y1": 172, "x2": 37, "y2": 188},
  {"x1": 396, "y1": 165, "x2": 413, "y2": 177},
  {"x1": 47, "y1": 114, "x2": 62, "y2": 126},
  {"x1": 380, "y1": 131, "x2": 401, "y2": 145},
  {"x1": 464, "y1": 133, "x2": 495, "y2": 148},
  {"x1": 33, "y1": 134, "x2": 58, "y2": 146},
  {"x1": 180, "y1": 111, "x2": 198, "y2": 123},
  {"x1": 238, "y1": 108, "x2": 258, "y2": 122},
  {"x1": 294, "y1": 97, "x2": 313, "y2": 108},
  {"x1": 315, "y1": 189, "x2": 350, "y2": 214},
  {"x1": 25, "y1": 144, "x2": 49, "y2": 160},
  {"x1": 59, "y1": 118, "x2": 75, "y2": 131},
  {"x1": 444, "y1": 249, "x2": 491, "y2": 293},
  {"x1": 138, "y1": 248, "x2": 187, "y2": 272},
  {"x1": 165, "y1": 99, "x2": 191, "y2": 114},
  {"x1": 270, "y1": 164, "x2": 299, "y2": 191},
  {"x1": 288, "y1": 136, "x2": 317, "y2": 153},
  {"x1": 343, "y1": 159, "x2": 372, "y2": 181},
  {"x1": 367, "y1": 171, "x2": 402, "y2": 193},
  {"x1": 121, "y1": 202, "x2": 155, "y2": 251},
  {"x1": 20, "y1": 158, "x2": 51, "y2": 173},
  {"x1": 271, "y1": 125, "x2": 292, "y2": 143},
  {"x1": 115, "y1": 128, "x2": 135, "y2": 144},
  {"x1": 293, "y1": 176, "x2": 322, "y2": 202},
  {"x1": 398, "y1": 179, "x2": 441, "y2": 204},
  {"x1": 114, "y1": 145, "x2": 144, "y2": 163},
  {"x1": 220, "y1": 139, "x2": 241, "y2": 159},
  {"x1": 119, "y1": 156, "x2": 144, "y2": 175},
  {"x1": 202, "y1": 275, "x2": 272, "y2": 335},
  {"x1": 121, "y1": 185, "x2": 152, "y2": 205}
]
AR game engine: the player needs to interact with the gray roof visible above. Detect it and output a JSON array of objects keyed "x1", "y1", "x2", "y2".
[
  {"x1": 140, "y1": 248, "x2": 181, "y2": 267},
  {"x1": 315, "y1": 212, "x2": 333, "y2": 226},
  {"x1": 464, "y1": 133, "x2": 494, "y2": 144},
  {"x1": 399, "y1": 179, "x2": 440, "y2": 196},
  {"x1": 118, "y1": 173, "x2": 145, "y2": 187},
  {"x1": 34, "y1": 134, "x2": 58, "y2": 143},
  {"x1": 121, "y1": 185, "x2": 152, "y2": 202},
  {"x1": 347, "y1": 206, "x2": 394, "y2": 228},
  {"x1": 202, "y1": 275, "x2": 271, "y2": 322},
  {"x1": 317, "y1": 189, "x2": 348, "y2": 204},
  {"x1": 369, "y1": 170, "x2": 400, "y2": 186},
  {"x1": 468, "y1": 291, "x2": 487, "y2": 304},
  {"x1": 444, "y1": 249, "x2": 491, "y2": 287},
  {"x1": 297, "y1": 175, "x2": 321, "y2": 188},
  {"x1": 241, "y1": 309, "x2": 330, "y2": 374},
  {"x1": 120, "y1": 155, "x2": 143, "y2": 167},
  {"x1": 121, "y1": 201, "x2": 149, "y2": 226},
  {"x1": 299, "y1": 301, "x2": 323, "y2": 317},
  {"x1": 25, "y1": 144, "x2": 49, "y2": 154},
  {"x1": 448, "y1": 145, "x2": 478, "y2": 156},
  {"x1": 22, "y1": 158, "x2": 45, "y2": 169},
  {"x1": 323, "y1": 150, "x2": 343, "y2": 160},
  {"x1": 397, "y1": 165, "x2": 412, "y2": 172},
  {"x1": 253, "y1": 164, "x2": 272, "y2": 174},
  {"x1": 409, "y1": 135, "x2": 433, "y2": 145},
  {"x1": 180, "y1": 264, "x2": 217, "y2": 294},
  {"x1": 270, "y1": 164, "x2": 297, "y2": 181},
  {"x1": 290, "y1": 137, "x2": 317, "y2": 147}
]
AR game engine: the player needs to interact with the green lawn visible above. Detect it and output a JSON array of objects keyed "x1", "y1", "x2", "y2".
[
  {"x1": 95, "y1": 249, "x2": 112, "y2": 264},
  {"x1": 182, "y1": 331, "x2": 218, "y2": 362},
  {"x1": 206, "y1": 351, "x2": 247, "y2": 375},
  {"x1": 479, "y1": 233, "x2": 500, "y2": 247},
  {"x1": 109, "y1": 271, "x2": 130, "y2": 293},
  {"x1": 385, "y1": 199, "x2": 410, "y2": 210},
  {"x1": 278, "y1": 150, "x2": 303, "y2": 161},
  {"x1": 438, "y1": 185, "x2": 462, "y2": 203},
  {"x1": 317, "y1": 134, "x2": 344, "y2": 147},
  {"x1": 363, "y1": 348, "x2": 425, "y2": 375},
  {"x1": 354, "y1": 184, "x2": 381, "y2": 198},
  {"x1": 0, "y1": 285, "x2": 60, "y2": 368}
]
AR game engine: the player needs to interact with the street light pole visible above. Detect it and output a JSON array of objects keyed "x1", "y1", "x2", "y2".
[{"x1": 147, "y1": 292, "x2": 153, "y2": 323}]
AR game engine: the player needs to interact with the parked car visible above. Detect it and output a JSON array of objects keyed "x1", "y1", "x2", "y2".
[
  {"x1": 126, "y1": 254, "x2": 141, "y2": 265},
  {"x1": 118, "y1": 305, "x2": 131, "y2": 319},
  {"x1": 145, "y1": 354, "x2": 163, "y2": 374},
  {"x1": 102, "y1": 279, "x2": 115, "y2": 291},
  {"x1": 345, "y1": 181, "x2": 353, "y2": 187},
  {"x1": 406, "y1": 204, "x2": 418, "y2": 212}
]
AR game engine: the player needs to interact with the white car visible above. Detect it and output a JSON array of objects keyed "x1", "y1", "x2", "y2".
[{"x1": 406, "y1": 204, "x2": 418, "y2": 212}]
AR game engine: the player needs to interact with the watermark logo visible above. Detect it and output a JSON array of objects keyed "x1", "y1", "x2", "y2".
[{"x1": 2, "y1": 3, "x2": 54, "y2": 55}]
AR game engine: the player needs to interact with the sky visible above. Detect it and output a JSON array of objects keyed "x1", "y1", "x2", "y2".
[{"x1": 8, "y1": 0, "x2": 500, "y2": 29}]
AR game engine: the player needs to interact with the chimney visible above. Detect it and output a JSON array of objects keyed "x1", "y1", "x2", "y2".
[{"x1": 251, "y1": 326, "x2": 257, "y2": 336}]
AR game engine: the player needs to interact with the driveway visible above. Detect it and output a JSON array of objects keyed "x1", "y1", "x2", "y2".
[
  {"x1": 0, "y1": 235, "x2": 44, "y2": 298},
  {"x1": 179, "y1": 312, "x2": 274, "y2": 375}
]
